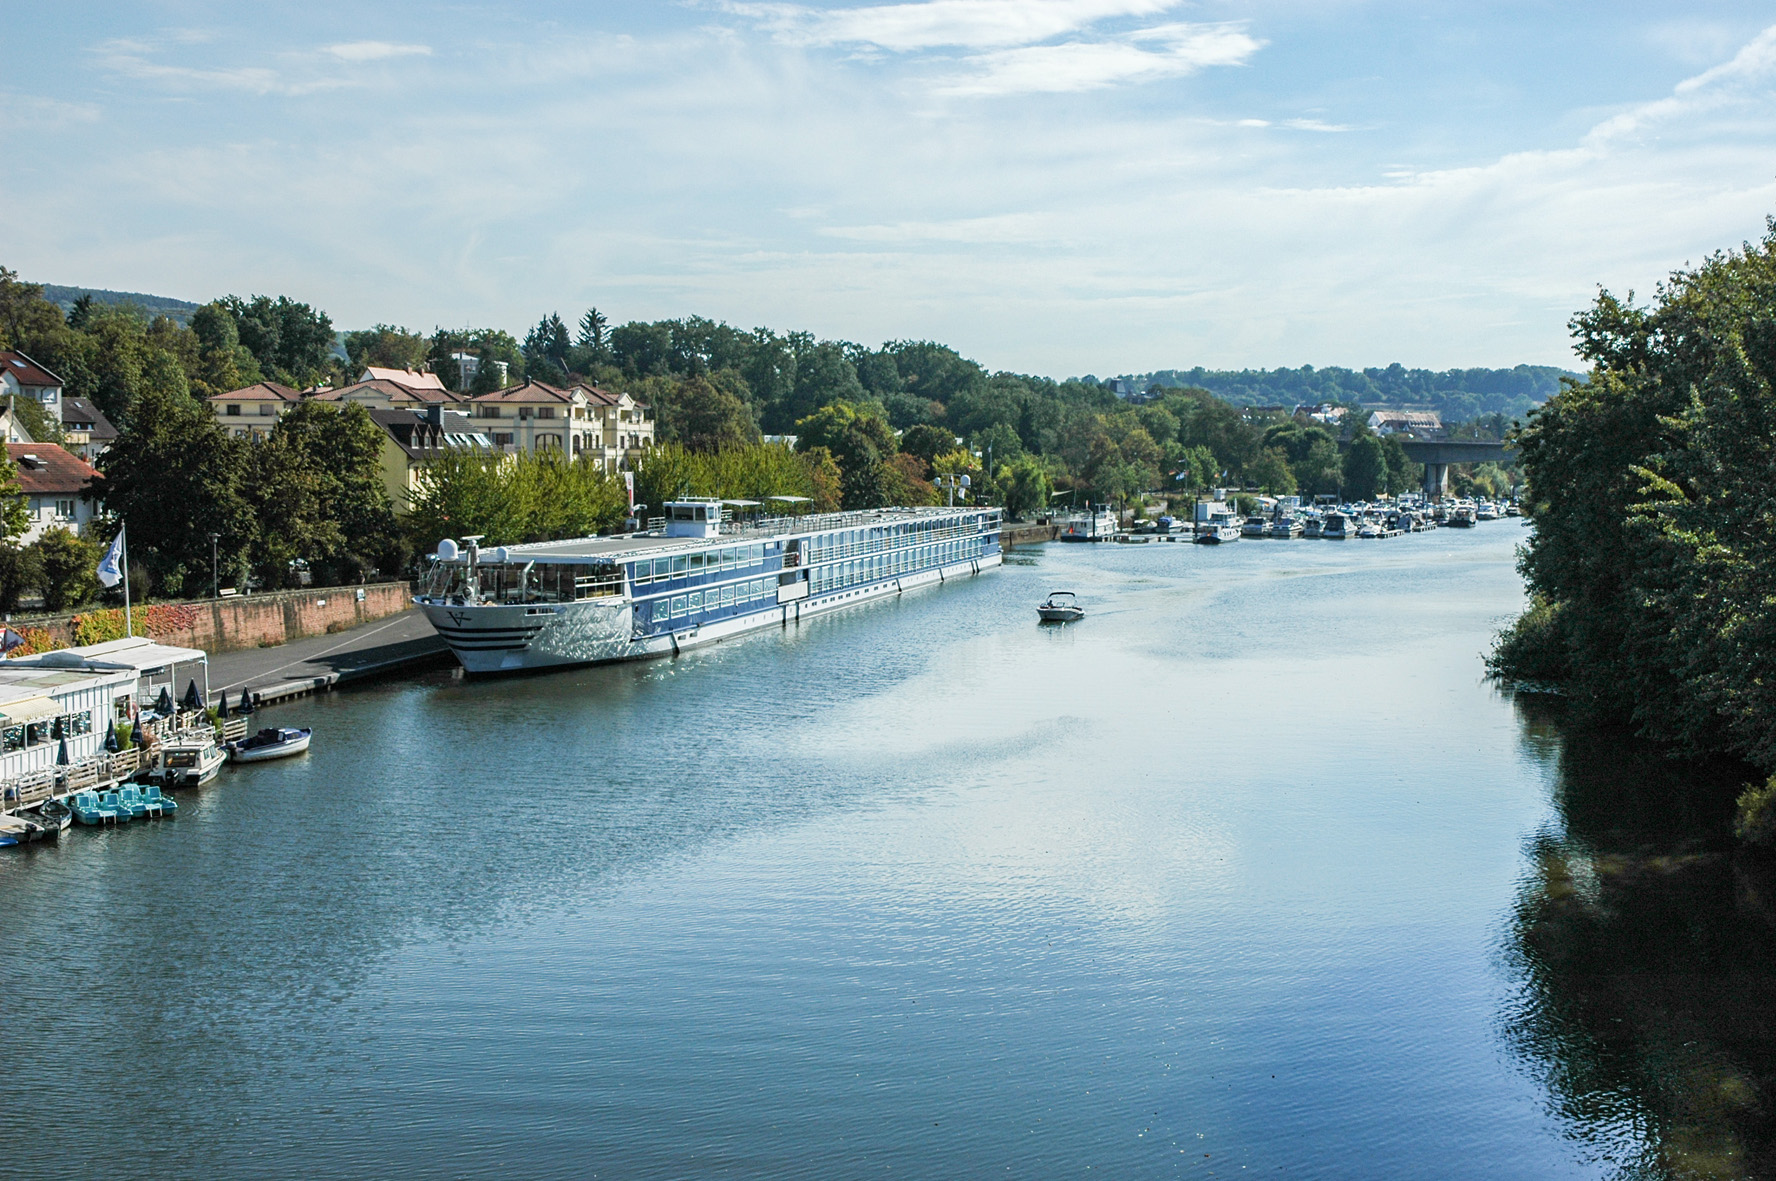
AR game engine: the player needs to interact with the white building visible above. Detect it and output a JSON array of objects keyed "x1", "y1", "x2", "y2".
[
  {"x1": 9, "y1": 444, "x2": 100, "y2": 544},
  {"x1": 0, "y1": 350, "x2": 63, "y2": 411}
]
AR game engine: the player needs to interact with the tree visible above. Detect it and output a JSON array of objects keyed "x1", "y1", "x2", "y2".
[
  {"x1": 1247, "y1": 446, "x2": 1298, "y2": 495},
  {"x1": 898, "y1": 424, "x2": 955, "y2": 473},
  {"x1": 189, "y1": 301, "x2": 262, "y2": 397},
  {"x1": 0, "y1": 543, "x2": 42, "y2": 613},
  {"x1": 576, "y1": 308, "x2": 610, "y2": 364},
  {"x1": 344, "y1": 324, "x2": 429, "y2": 373},
  {"x1": 999, "y1": 455, "x2": 1052, "y2": 520},
  {"x1": 9, "y1": 394, "x2": 62, "y2": 444},
  {"x1": 219, "y1": 295, "x2": 336, "y2": 387},
  {"x1": 92, "y1": 359, "x2": 253, "y2": 597},
  {"x1": 663, "y1": 373, "x2": 759, "y2": 451},
  {"x1": 1341, "y1": 433, "x2": 1387, "y2": 500},
  {"x1": 523, "y1": 313, "x2": 574, "y2": 381},
  {"x1": 31, "y1": 527, "x2": 100, "y2": 611},
  {"x1": 248, "y1": 400, "x2": 403, "y2": 586}
]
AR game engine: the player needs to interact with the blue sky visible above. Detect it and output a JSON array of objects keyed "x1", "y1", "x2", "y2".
[{"x1": 4, "y1": 2, "x2": 1775, "y2": 376}]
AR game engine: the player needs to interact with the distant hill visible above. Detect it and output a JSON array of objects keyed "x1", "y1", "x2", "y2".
[
  {"x1": 1116, "y1": 363, "x2": 1581, "y2": 423},
  {"x1": 40, "y1": 284, "x2": 200, "y2": 325}
]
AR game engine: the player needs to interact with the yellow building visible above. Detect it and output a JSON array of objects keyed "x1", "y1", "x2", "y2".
[
  {"x1": 367, "y1": 407, "x2": 495, "y2": 514},
  {"x1": 209, "y1": 381, "x2": 302, "y2": 439}
]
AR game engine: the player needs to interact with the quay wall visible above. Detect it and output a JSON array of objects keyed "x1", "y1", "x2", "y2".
[
  {"x1": 9, "y1": 583, "x2": 413, "y2": 657},
  {"x1": 1000, "y1": 522, "x2": 1058, "y2": 548}
]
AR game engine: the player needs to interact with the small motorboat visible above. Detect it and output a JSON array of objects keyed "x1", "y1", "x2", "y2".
[
  {"x1": 36, "y1": 799, "x2": 73, "y2": 835},
  {"x1": 227, "y1": 727, "x2": 312, "y2": 763},
  {"x1": 1037, "y1": 591, "x2": 1085, "y2": 623},
  {"x1": 140, "y1": 735, "x2": 225, "y2": 788},
  {"x1": 0, "y1": 814, "x2": 28, "y2": 847}
]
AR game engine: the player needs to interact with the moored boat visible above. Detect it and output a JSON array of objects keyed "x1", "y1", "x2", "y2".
[
  {"x1": 1321, "y1": 511, "x2": 1352, "y2": 539},
  {"x1": 70, "y1": 791, "x2": 117, "y2": 826},
  {"x1": 417, "y1": 500, "x2": 1003, "y2": 675},
  {"x1": 227, "y1": 727, "x2": 312, "y2": 763},
  {"x1": 140, "y1": 734, "x2": 225, "y2": 788}
]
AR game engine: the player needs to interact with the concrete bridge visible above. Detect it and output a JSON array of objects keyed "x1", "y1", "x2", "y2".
[{"x1": 1397, "y1": 439, "x2": 1514, "y2": 500}]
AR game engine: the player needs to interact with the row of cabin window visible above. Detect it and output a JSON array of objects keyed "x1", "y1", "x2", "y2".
[
  {"x1": 807, "y1": 522, "x2": 978, "y2": 563},
  {"x1": 812, "y1": 540, "x2": 975, "y2": 593},
  {"x1": 660, "y1": 577, "x2": 775, "y2": 619},
  {"x1": 633, "y1": 544, "x2": 767, "y2": 585},
  {"x1": 2, "y1": 710, "x2": 94, "y2": 753}
]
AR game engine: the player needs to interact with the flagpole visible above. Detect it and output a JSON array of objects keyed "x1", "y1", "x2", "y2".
[{"x1": 121, "y1": 523, "x2": 131, "y2": 638}]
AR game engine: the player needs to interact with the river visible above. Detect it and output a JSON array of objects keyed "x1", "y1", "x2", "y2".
[{"x1": 4, "y1": 524, "x2": 1771, "y2": 1179}]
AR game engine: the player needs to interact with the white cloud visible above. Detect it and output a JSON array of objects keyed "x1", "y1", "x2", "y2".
[
  {"x1": 938, "y1": 23, "x2": 1260, "y2": 95},
  {"x1": 325, "y1": 41, "x2": 433, "y2": 63},
  {"x1": 722, "y1": 0, "x2": 1179, "y2": 51}
]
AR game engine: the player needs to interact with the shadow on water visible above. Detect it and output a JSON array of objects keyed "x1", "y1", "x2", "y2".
[{"x1": 1501, "y1": 693, "x2": 1776, "y2": 1179}]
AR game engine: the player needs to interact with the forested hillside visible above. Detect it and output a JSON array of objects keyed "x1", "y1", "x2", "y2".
[{"x1": 1127, "y1": 364, "x2": 1574, "y2": 422}]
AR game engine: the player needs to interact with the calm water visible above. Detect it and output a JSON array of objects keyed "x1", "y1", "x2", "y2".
[{"x1": 5, "y1": 526, "x2": 1772, "y2": 1179}]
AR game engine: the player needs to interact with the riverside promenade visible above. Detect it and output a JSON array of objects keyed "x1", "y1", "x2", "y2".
[{"x1": 208, "y1": 609, "x2": 450, "y2": 707}]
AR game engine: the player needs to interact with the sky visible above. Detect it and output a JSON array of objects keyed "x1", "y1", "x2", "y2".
[{"x1": 3, "y1": 2, "x2": 1775, "y2": 377}]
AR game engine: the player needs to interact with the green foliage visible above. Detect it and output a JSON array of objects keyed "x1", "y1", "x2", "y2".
[
  {"x1": 1341, "y1": 433, "x2": 1387, "y2": 500},
  {"x1": 248, "y1": 401, "x2": 402, "y2": 587},
  {"x1": 344, "y1": 324, "x2": 429, "y2": 373},
  {"x1": 0, "y1": 543, "x2": 42, "y2": 613},
  {"x1": 631, "y1": 442, "x2": 820, "y2": 518},
  {"x1": 1495, "y1": 220, "x2": 1776, "y2": 778},
  {"x1": 409, "y1": 450, "x2": 628, "y2": 548},
  {"x1": 898, "y1": 424, "x2": 955, "y2": 472},
  {"x1": 1132, "y1": 361, "x2": 1573, "y2": 422},
  {"x1": 31, "y1": 526, "x2": 100, "y2": 611},
  {"x1": 1247, "y1": 446, "x2": 1298, "y2": 495},
  {"x1": 8, "y1": 394, "x2": 61, "y2": 444},
  {"x1": 218, "y1": 294, "x2": 335, "y2": 388},
  {"x1": 1735, "y1": 776, "x2": 1776, "y2": 849},
  {"x1": 658, "y1": 372, "x2": 760, "y2": 451},
  {"x1": 998, "y1": 455, "x2": 1053, "y2": 520}
]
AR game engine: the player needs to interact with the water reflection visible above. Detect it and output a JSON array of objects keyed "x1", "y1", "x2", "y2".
[{"x1": 1502, "y1": 694, "x2": 1776, "y2": 1179}]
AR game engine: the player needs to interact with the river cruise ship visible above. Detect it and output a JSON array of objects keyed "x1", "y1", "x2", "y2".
[{"x1": 417, "y1": 500, "x2": 1004, "y2": 673}]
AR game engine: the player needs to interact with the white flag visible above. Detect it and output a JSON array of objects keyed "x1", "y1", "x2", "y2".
[{"x1": 97, "y1": 526, "x2": 125, "y2": 588}]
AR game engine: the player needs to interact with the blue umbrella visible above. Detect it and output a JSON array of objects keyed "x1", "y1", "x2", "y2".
[
  {"x1": 155, "y1": 686, "x2": 173, "y2": 715},
  {"x1": 103, "y1": 721, "x2": 119, "y2": 753},
  {"x1": 181, "y1": 679, "x2": 203, "y2": 711},
  {"x1": 56, "y1": 738, "x2": 69, "y2": 766}
]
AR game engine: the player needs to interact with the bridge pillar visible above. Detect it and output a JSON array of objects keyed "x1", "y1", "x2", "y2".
[{"x1": 1422, "y1": 462, "x2": 1449, "y2": 501}]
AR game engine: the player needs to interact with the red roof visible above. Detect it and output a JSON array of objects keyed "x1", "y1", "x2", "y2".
[
  {"x1": 470, "y1": 379, "x2": 574, "y2": 404},
  {"x1": 6, "y1": 444, "x2": 99, "y2": 495},
  {"x1": 315, "y1": 379, "x2": 465, "y2": 405},
  {"x1": 209, "y1": 381, "x2": 302, "y2": 403},
  {"x1": 0, "y1": 350, "x2": 62, "y2": 389}
]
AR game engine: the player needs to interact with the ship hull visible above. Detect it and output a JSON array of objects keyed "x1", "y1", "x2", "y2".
[{"x1": 420, "y1": 552, "x2": 1001, "y2": 675}]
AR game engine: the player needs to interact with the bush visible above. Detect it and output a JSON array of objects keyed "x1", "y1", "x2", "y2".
[
  {"x1": 1736, "y1": 776, "x2": 1776, "y2": 849},
  {"x1": 31, "y1": 527, "x2": 101, "y2": 611},
  {"x1": 1487, "y1": 595, "x2": 1571, "y2": 686}
]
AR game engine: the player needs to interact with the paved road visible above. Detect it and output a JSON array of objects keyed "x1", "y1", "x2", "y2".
[{"x1": 208, "y1": 608, "x2": 450, "y2": 703}]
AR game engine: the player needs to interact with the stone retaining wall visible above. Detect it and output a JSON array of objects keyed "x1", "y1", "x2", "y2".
[{"x1": 10, "y1": 582, "x2": 413, "y2": 656}]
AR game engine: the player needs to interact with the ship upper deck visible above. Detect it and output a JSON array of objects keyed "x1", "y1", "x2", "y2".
[{"x1": 436, "y1": 505, "x2": 1000, "y2": 565}]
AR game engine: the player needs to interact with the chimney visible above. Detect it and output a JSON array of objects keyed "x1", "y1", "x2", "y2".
[{"x1": 425, "y1": 404, "x2": 444, "y2": 428}]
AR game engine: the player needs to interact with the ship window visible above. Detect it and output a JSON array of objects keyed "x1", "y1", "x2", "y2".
[
  {"x1": 720, "y1": 585, "x2": 735, "y2": 606},
  {"x1": 689, "y1": 591, "x2": 703, "y2": 612},
  {"x1": 751, "y1": 544, "x2": 763, "y2": 565},
  {"x1": 671, "y1": 555, "x2": 687, "y2": 578},
  {"x1": 672, "y1": 595, "x2": 687, "y2": 617}
]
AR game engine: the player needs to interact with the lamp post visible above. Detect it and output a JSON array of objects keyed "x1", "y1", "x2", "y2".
[{"x1": 208, "y1": 533, "x2": 220, "y2": 599}]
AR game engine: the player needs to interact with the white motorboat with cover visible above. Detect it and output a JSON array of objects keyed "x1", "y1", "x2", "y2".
[
  {"x1": 227, "y1": 726, "x2": 312, "y2": 763},
  {"x1": 140, "y1": 733, "x2": 224, "y2": 788},
  {"x1": 1037, "y1": 591, "x2": 1085, "y2": 623}
]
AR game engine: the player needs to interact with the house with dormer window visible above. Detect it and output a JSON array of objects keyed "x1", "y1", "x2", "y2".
[
  {"x1": 7, "y1": 444, "x2": 100, "y2": 544},
  {"x1": 208, "y1": 381, "x2": 303, "y2": 440},
  {"x1": 0, "y1": 351, "x2": 63, "y2": 411}
]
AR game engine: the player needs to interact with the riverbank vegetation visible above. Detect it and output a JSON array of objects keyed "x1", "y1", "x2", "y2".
[{"x1": 1490, "y1": 222, "x2": 1776, "y2": 842}]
